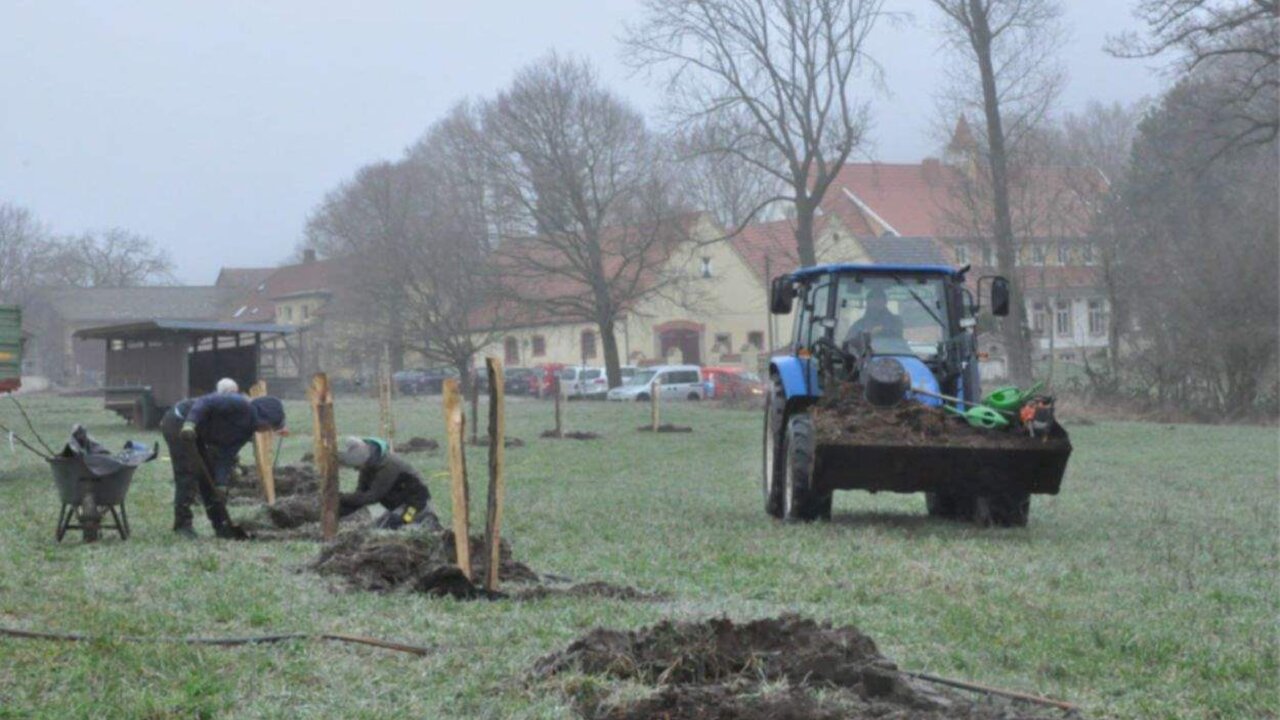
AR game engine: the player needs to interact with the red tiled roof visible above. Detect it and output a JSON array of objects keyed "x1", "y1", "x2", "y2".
[
  {"x1": 225, "y1": 258, "x2": 344, "y2": 323},
  {"x1": 729, "y1": 217, "x2": 808, "y2": 283},
  {"x1": 215, "y1": 267, "x2": 276, "y2": 289},
  {"x1": 823, "y1": 160, "x2": 1106, "y2": 239},
  {"x1": 1018, "y1": 266, "x2": 1103, "y2": 290}
]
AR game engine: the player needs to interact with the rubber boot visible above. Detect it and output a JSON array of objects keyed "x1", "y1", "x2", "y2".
[
  {"x1": 174, "y1": 505, "x2": 197, "y2": 539},
  {"x1": 207, "y1": 503, "x2": 249, "y2": 540}
]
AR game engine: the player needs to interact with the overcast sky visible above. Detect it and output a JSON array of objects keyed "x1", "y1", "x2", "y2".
[{"x1": 1, "y1": 1, "x2": 1164, "y2": 284}]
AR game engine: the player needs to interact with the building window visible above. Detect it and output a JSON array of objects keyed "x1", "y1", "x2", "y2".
[
  {"x1": 982, "y1": 244, "x2": 995, "y2": 266},
  {"x1": 1057, "y1": 244, "x2": 1071, "y2": 266},
  {"x1": 954, "y1": 244, "x2": 969, "y2": 265},
  {"x1": 712, "y1": 333, "x2": 732, "y2": 354},
  {"x1": 1088, "y1": 299, "x2": 1108, "y2": 336},
  {"x1": 700, "y1": 256, "x2": 713, "y2": 278},
  {"x1": 1032, "y1": 302, "x2": 1047, "y2": 336},
  {"x1": 504, "y1": 336, "x2": 519, "y2": 365},
  {"x1": 580, "y1": 330, "x2": 597, "y2": 360},
  {"x1": 1055, "y1": 300, "x2": 1071, "y2": 337},
  {"x1": 531, "y1": 335, "x2": 546, "y2": 357},
  {"x1": 302, "y1": 305, "x2": 310, "y2": 319},
  {"x1": 1082, "y1": 242, "x2": 1097, "y2": 266},
  {"x1": 747, "y1": 331, "x2": 764, "y2": 350},
  {"x1": 283, "y1": 306, "x2": 292, "y2": 321},
  {"x1": 1032, "y1": 245, "x2": 1047, "y2": 266}
]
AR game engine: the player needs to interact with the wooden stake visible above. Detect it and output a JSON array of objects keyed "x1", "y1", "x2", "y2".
[
  {"x1": 469, "y1": 377, "x2": 479, "y2": 445},
  {"x1": 248, "y1": 380, "x2": 276, "y2": 505},
  {"x1": 442, "y1": 378, "x2": 471, "y2": 579},
  {"x1": 650, "y1": 377, "x2": 661, "y2": 431},
  {"x1": 378, "y1": 348, "x2": 395, "y2": 452},
  {"x1": 483, "y1": 357, "x2": 505, "y2": 592},
  {"x1": 553, "y1": 375, "x2": 563, "y2": 438},
  {"x1": 309, "y1": 373, "x2": 339, "y2": 540}
]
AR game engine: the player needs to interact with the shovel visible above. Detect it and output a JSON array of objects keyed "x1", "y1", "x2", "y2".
[{"x1": 186, "y1": 438, "x2": 251, "y2": 540}]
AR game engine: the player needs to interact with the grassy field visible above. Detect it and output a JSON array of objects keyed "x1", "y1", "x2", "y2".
[{"x1": 0, "y1": 394, "x2": 1275, "y2": 719}]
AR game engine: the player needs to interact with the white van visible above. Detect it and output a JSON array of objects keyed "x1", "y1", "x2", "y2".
[{"x1": 606, "y1": 365, "x2": 704, "y2": 401}]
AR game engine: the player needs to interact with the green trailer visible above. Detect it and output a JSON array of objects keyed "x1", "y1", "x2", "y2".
[{"x1": 0, "y1": 305, "x2": 21, "y2": 394}]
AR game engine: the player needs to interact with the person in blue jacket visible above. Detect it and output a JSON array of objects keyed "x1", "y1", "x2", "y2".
[{"x1": 160, "y1": 392, "x2": 287, "y2": 538}]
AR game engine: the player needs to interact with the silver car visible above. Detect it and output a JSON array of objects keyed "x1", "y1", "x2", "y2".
[{"x1": 606, "y1": 365, "x2": 705, "y2": 401}]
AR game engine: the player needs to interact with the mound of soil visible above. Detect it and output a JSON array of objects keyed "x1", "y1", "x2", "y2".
[
  {"x1": 814, "y1": 381, "x2": 1069, "y2": 450},
  {"x1": 636, "y1": 424, "x2": 693, "y2": 434},
  {"x1": 540, "y1": 430, "x2": 602, "y2": 440},
  {"x1": 399, "y1": 437, "x2": 439, "y2": 453},
  {"x1": 536, "y1": 615, "x2": 1061, "y2": 720},
  {"x1": 311, "y1": 529, "x2": 539, "y2": 597},
  {"x1": 230, "y1": 464, "x2": 321, "y2": 504}
]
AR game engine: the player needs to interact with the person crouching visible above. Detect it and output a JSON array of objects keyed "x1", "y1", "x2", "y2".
[{"x1": 336, "y1": 437, "x2": 443, "y2": 531}]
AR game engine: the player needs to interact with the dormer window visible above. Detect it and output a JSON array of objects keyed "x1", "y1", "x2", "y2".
[{"x1": 700, "y1": 256, "x2": 713, "y2": 278}]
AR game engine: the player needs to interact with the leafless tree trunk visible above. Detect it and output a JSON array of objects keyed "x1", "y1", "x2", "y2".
[
  {"x1": 478, "y1": 55, "x2": 687, "y2": 388},
  {"x1": 930, "y1": 0, "x2": 1066, "y2": 384},
  {"x1": 626, "y1": 0, "x2": 885, "y2": 266}
]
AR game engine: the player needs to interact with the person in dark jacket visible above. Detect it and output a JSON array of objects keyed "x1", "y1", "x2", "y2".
[
  {"x1": 336, "y1": 436, "x2": 442, "y2": 531},
  {"x1": 845, "y1": 287, "x2": 903, "y2": 343},
  {"x1": 161, "y1": 393, "x2": 287, "y2": 538}
]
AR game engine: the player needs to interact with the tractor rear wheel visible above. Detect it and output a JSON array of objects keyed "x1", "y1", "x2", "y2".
[
  {"x1": 761, "y1": 377, "x2": 786, "y2": 518},
  {"x1": 973, "y1": 493, "x2": 1030, "y2": 527},
  {"x1": 783, "y1": 413, "x2": 829, "y2": 522}
]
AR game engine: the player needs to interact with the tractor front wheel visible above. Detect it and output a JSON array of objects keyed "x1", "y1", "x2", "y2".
[
  {"x1": 973, "y1": 493, "x2": 1030, "y2": 527},
  {"x1": 925, "y1": 492, "x2": 975, "y2": 520},
  {"x1": 782, "y1": 413, "x2": 830, "y2": 522}
]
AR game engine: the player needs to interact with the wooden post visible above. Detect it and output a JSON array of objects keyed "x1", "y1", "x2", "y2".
[
  {"x1": 552, "y1": 375, "x2": 563, "y2": 438},
  {"x1": 309, "y1": 373, "x2": 339, "y2": 540},
  {"x1": 378, "y1": 348, "x2": 395, "y2": 452},
  {"x1": 483, "y1": 357, "x2": 505, "y2": 592},
  {"x1": 470, "y1": 378, "x2": 479, "y2": 445},
  {"x1": 442, "y1": 378, "x2": 471, "y2": 579},
  {"x1": 650, "y1": 377, "x2": 661, "y2": 431},
  {"x1": 248, "y1": 380, "x2": 276, "y2": 505}
]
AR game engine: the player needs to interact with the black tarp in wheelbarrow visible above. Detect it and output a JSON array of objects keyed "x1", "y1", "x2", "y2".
[{"x1": 49, "y1": 425, "x2": 157, "y2": 543}]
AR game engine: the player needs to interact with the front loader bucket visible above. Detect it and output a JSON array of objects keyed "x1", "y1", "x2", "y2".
[{"x1": 811, "y1": 423, "x2": 1071, "y2": 497}]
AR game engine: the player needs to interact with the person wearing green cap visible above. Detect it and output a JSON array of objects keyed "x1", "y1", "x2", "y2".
[{"x1": 336, "y1": 436, "x2": 442, "y2": 531}]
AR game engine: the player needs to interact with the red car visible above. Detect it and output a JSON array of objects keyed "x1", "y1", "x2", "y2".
[{"x1": 703, "y1": 366, "x2": 767, "y2": 400}]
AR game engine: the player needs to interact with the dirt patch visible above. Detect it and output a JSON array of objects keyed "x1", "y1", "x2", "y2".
[
  {"x1": 311, "y1": 529, "x2": 539, "y2": 597},
  {"x1": 237, "y1": 502, "x2": 371, "y2": 540},
  {"x1": 636, "y1": 424, "x2": 693, "y2": 434},
  {"x1": 230, "y1": 463, "x2": 320, "y2": 505},
  {"x1": 514, "y1": 582, "x2": 668, "y2": 602},
  {"x1": 813, "y1": 382, "x2": 1069, "y2": 450},
  {"x1": 536, "y1": 615, "x2": 1062, "y2": 720},
  {"x1": 399, "y1": 437, "x2": 439, "y2": 453},
  {"x1": 468, "y1": 436, "x2": 526, "y2": 448},
  {"x1": 540, "y1": 430, "x2": 602, "y2": 440}
]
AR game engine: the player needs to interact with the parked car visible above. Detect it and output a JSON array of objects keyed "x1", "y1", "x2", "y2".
[
  {"x1": 702, "y1": 366, "x2": 767, "y2": 400},
  {"x1": 530, "y1": 363, "x2": 567, "y2": 397},
  {"x1": 420, "y1": 366, "x2": 459, "y2": 394},
  {"x1": 559, "y1": 366, "x2": 610, "y2": 399},
  {"x1": 504, "y1": 367, "x2": 537, "y2": 396},
  {"x1": 606, "y1": 365, "x2": 705, "y2": 402},
  {"x1": 394, "y1": 368, "x2": 428, "y2": 395}
]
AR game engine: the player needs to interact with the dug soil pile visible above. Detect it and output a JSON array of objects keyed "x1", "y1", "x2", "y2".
[
  {"x1": 636, "y1": 423, "x2": 693, "y2": 434},
  {"x1": 230, "y1": 463, "x2": 320, "y2": 504},
  {"x1": 399, "y1": 437, "x2": 439, "y2": 453},
  {"x1": 540, "y1": 430, "x2": 602, "y2": 440},
  {"x1": 814, "y1": 382, "x2": 1068, "y2": 450},
  {"x1": 310, "y1": 530, "x2": 665, "y2": 602},
  {"x1": 468, "y1": 435, "x2": 526, "y2": 448},
  {"x1": 535, "y1": 615, "x2": 1063, "y2": 720}
]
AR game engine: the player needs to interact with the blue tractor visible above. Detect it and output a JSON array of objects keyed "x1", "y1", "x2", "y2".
[{"x1": 763, "y1": 263, "x2": 1071, "y2": 526}]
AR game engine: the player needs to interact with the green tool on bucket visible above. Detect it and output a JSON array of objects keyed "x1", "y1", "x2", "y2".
[
  {"x1": 910, "y1": 387, "x2": 1013, "y2": 429},
  {"x1": 982, "y1": 381, "x2": 1046, "y2": 413}
]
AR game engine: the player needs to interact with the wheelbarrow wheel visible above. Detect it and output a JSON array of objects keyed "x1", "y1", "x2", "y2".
[{"x1": 80, "y1": 490, "x2": 101, "y2": 543}]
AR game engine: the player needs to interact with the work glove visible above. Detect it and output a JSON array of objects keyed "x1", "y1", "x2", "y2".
[{"x1": 179, "y1": 422, "x2": 197, "y2": 441}]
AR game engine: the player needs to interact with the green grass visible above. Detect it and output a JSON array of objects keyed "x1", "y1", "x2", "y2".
[{"x1": 0, "y1": 395, "x2": 1275, "y2": 719}]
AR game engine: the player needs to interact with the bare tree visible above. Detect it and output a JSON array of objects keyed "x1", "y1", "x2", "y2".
[
  {"x1": 0, "y1": 203, "x2": 57, "y2": 303},
  {"x1": 479, "y1": 55, "x2": 688, "y2": 387},
  {"x1": 1113, "y1": 72, "x2": 1278, "y2": 417},
  {"x1": 930, "y1": 0, "x2": 1067, "y2": 384},
  {"x1": 50, "y1": 228, "x2": 174, "y2": 288},
  {"x1": 671, "y1": 118, "x2": 783, "y2": 229},
  {"x1": 626, "y1": 0, "x2": 886, "y2": 265},
  {"x1": 1110, "y1": 0, "x2": 1279, "y2": 154}
]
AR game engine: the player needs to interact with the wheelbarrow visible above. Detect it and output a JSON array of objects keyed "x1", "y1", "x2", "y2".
[{"x1": 49, "y1": 427, "x2": 157, "y2": 543}]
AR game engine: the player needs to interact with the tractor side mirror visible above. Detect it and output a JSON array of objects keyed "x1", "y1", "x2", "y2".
[
  {"x1": 990, "y1": 276, "x2": 1010, "y2": 317},
  {"x1": 769, "y1": 276, "x2": 795, "y2": 315}
]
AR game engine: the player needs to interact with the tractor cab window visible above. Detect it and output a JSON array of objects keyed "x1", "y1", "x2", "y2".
[
  {"x1": 835, "y1": 275, "x2": 947, "y2": 358},
  {"x1": 795, "y1": 278, "x2": 832, "y2": 350}
]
